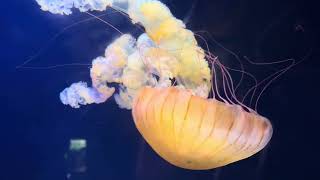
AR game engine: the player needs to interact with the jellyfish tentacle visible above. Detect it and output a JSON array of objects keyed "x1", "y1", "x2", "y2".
[{"x1": 84, "y1": 12, "x2": 124, "y2": 34}]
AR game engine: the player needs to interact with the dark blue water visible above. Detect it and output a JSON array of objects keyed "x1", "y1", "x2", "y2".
[{"x1": 2, "y1": 0, "x2": 319, "y2": 180}]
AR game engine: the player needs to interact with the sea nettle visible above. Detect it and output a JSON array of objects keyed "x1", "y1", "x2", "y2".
[{"x1": 132, "y1": 87, "x2": 273, "y2": 170}]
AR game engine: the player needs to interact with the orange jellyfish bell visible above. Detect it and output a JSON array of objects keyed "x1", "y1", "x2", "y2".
[{"x1": 132, "y1": 86, "x2": 273, "y2": 170}]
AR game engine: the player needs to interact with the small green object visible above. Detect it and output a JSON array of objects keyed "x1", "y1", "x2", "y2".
[{"x1": 69, "y1": 139, "x2": 87, "y2": 151}]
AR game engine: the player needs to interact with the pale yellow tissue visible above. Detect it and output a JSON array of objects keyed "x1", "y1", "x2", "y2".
[
  {"x1": 105, "y1": 34, "x2": 135, "y2": 67},
  {"x1": 90, "y1": 57, "x2": 122, "y2": 84},
  {"x1": 179, "y1": 47, "x2": 210, "y2": 84},
  {"x1": 149, "y1": 18, "x2": 185, "y2": 43},
  {"x1": 145, "y1": 48, "x2": 180, "y2": 78},
  {"x1": 122, "y1": 69, "x2": 146, "y2": 89},
  {"x1": 107, "y1": 47, "x2": 128, "y2": 67},
  {"x1": 126, "y1": 52, "x2": 145, "y2": 71},
  {"x1": 131, "y1": 0, "x2": 211, "y2": 92},
  {"x1": 90, "y1": 61, "x2": 105, "y2": 79},
  {"x1": 139, "y1": 1, "x2": 172, "y2": 26}
]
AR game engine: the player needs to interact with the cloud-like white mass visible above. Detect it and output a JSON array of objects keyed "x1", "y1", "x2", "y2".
[
  {"x1": 37, "y1": 0, "x2": 211, "y2": 109},
  {"x1": 60, "y1": 81, "x2": 115, "y2": 108},
  {"x1": 36, "y1": 0, "x2": 113, "y2": 15}
]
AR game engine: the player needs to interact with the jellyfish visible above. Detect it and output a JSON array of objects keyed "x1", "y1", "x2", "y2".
[
  {"x1": 36, "y1": 0, "x2": 273, "y2": 170},
  {"x1": 132, "y1": 87, "x2": 272, "y2": 170}
]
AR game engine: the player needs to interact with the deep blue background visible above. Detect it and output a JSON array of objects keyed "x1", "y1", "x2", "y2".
[{"x1": 2, "y1": 0, "x2": 320, "y2": 180}]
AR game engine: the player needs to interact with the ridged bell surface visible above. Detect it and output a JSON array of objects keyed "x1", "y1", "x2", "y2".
[{"x1": 132, "y1": 87, "x2": 273, "y2": 170}]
